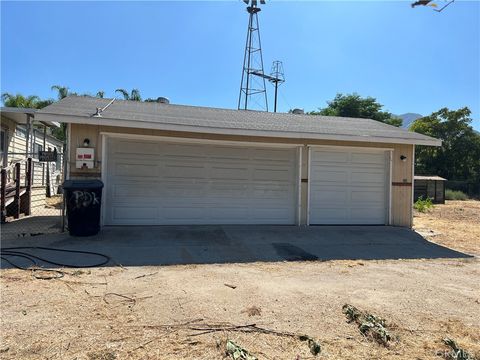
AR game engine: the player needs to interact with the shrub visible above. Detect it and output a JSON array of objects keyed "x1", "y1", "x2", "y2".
[
  {"x1": 414, "y1": 196, "x2": 434, "y2": 213},
  {"x1": 445, "y1": 189, "x2": 468, "y2": 200}
]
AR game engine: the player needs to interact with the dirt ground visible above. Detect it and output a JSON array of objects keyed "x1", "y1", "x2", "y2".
[
  {"x1": 1, "y1": 201, "x2": 479, "y2": 360},
  {"x1": 414, "y1": 200, "x2": 480, "y2": 256}
]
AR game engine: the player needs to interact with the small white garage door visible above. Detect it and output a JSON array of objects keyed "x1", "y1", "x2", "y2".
[
  {"x1": 104, "y1": 137, "x2": 297, "y2": 225},
  {"x1": 309, "y1": 147, "x2": 389, "y2": 225}
]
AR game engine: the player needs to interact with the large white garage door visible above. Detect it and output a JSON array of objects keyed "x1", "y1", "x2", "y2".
[
  {"x1": 104, "y1": 137, "x2": 297, "y2": 225},
  {"x1": 309, "y1": 147, "x2": 389, "y2": 225}
]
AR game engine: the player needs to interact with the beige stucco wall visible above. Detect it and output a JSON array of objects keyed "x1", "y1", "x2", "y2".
[{"x1": 68, "y1": 123, "x2": 414, "y2": 227}]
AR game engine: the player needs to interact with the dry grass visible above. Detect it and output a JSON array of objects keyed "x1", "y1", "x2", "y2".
[
  {"x1": 414, "y1": 200, "x2": 480, "y2": 256},
  {"x1": 2, "y1": 257, "x2": 479, "y2": 360},
  {"x1": 1, "y1": 201, "x2": 479, "y2": 359}
]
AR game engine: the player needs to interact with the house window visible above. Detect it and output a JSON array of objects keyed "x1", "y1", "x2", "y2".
[
  {"x1": 15, "y1": 125, "x2": 27, "y2": 139},
  {"x1": 33, "y1": 143, "x2": 43, "y2": 159}
]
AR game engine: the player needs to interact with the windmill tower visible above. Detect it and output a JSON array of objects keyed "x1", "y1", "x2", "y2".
[{"x1": 238, "y1": 0, "x2": 268, "y2": 111}]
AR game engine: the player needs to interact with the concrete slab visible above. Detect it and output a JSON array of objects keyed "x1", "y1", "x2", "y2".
[
  {"x1": 1, "y1": 215, "x2": 63, "y2": 240},
  {"x1": 0, "y1": 225, "x2": 472, "y2": 268}
]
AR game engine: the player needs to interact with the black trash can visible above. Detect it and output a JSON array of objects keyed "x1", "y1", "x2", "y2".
[{"x1": 63, "y1": 180, "x2": 104, "y2": 236}]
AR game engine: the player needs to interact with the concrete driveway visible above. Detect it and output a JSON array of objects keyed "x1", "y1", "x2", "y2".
[{"x1": 0, "y1": 225, "x2": 471, "y2": 268}]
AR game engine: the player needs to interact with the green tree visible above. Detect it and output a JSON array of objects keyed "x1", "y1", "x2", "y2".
[
  {"x1": 1, "y1": 93, "x2": 40, "y2": 108},
  {"x1": 2, "y1": 87, "x2": 106, "y2": 142},
  {"x1": 36, "y1": 99, "x2": 55, "y2": 108},
  {"x1": 2, "y1": 93, "x2": 54, "y2": 109},
  {"x1": 1, "y1": 92, "x2": 64, "y2": 140},
  {"x1": 115, "y1": 88, "x2": 142, "y2": 101},
  {"x1": 49, "y1": 85, "x2": 75, "y2": 141},
  {"x1": 309, "y1": 93, "x2": 402, "y2": 127},
  {"x1": 411, "y1": 107, "x2": 480, "y2": 182}
]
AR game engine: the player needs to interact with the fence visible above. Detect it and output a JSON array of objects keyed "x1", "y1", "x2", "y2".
[
  {"x1": 445, "y1": 180, "x2": 480, "y2": 198},
  {"x1": 1, "y1": 153, "x2": 66, "y2": 241}
]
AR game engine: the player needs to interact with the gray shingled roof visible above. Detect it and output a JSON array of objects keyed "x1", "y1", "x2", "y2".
[{"x1": 35, "y1": 96, "x2": 440, "y2": 146}]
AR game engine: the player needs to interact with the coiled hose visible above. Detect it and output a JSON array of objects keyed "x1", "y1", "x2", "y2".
[{"x1": 0, "y1": 246, "x2": 111, "y2": 279}]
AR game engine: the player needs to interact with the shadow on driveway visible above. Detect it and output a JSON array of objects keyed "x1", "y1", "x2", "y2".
[{"x1": 0, "y1": 225, "x2": 473, "y2": 269}]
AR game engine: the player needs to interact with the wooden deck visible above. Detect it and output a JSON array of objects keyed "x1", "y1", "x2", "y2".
[{"x1": 4, "y1": 186, "x2": 27, "y2": 207}]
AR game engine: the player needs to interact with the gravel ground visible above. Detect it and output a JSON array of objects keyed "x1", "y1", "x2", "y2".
[{"x1": 1, "y1": 201, "x2": 479, "y2": 360}]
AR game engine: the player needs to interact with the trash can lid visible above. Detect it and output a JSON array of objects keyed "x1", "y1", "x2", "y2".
[{"x1": 63, "y1": 179, "x2": 104, "y2": 190}]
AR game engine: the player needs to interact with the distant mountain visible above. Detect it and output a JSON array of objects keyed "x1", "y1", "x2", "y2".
[{"x1": 394, "y1": 113, "x2": 423, "y2": 129}]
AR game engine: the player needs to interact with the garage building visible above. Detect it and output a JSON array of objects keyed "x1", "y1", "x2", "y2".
[{"x1": 35, "y1": 96, "x2": 440, "y2": 228}]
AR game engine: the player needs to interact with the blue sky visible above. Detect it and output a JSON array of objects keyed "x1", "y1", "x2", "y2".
[{"x1": 1, "y1": 1, "x2": 479, "y2": 129}]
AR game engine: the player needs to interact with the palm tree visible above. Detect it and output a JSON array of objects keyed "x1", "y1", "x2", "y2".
[
  {"x1": 1, "y1": 93, "x2": 40, "y2": 108},
  {"x1": 51, "y1": 85, "x2": 70, "y2": 100},
  {"x1": 115, "y1": 88, "x2": 142, "y2": 101},
  {"x1": 36, "y1": 99, "x2": 55, "y2": 109},
  {"x1": 130, "y1": 89, "x2": 141, "y2": 101},
  {"x1": 115, "y1": 89, "x2": 129, "y2": 100}
]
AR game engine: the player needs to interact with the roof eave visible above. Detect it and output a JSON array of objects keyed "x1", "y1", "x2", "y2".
[
  {"x1": 1, "y1": 107, "x2": 60, "y2": 128},
  {"x1": 34, "y1": 112, "x2": 442, "y2": 147}
]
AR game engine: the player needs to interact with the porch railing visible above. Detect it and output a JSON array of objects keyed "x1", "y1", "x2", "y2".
[{"x1": 1, "y1": 158, "x2": 32, "y2": 222}]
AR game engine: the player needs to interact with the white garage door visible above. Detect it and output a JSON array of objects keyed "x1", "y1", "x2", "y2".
[
  {"x1": 104, "y1": 137, "x2": 297, "y2": 225},
  {"x1": 309, "y1": 147, "x2": 389, "y2": 225}
]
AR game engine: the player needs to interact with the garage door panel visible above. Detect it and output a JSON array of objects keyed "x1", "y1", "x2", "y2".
[
  {"x1": 351, "y1": 190, "x2": 384, "y2": 203},
  {"x1": 313, "y1": 150, "x2": 349, "y2": 163},
  {"x1": 209, "y1": 183, "x2": 249, "y2": 197},
  {"x1": 113, "y1": 183, "x2": 161, "y2": 198},
  {"x1": 252, "y1": 184, "x2": 292, "y2": 199},
  {"x1": 113, "y1": 206, "x2": 158, "y2": 221},
  {"x1": 253, "y1": 148, "x2": 295, "y2": 162},
  {"x1": 115, "y1": 163, "x2": 158, "y2": 177},
  {"x1": 312, "y1": 170, "x2": 348, "y2": 184},
  {"x1": 163, "y1": 144, "x2": 208, "y2": 159},
  {"x1": 350, "y1": 208, "x2": 385, "y2": 223},
  {"x1": 163, "y1": 163, "x2": 207, "y2": 179},
  {"x1": 113, "y1": 140, "x2": 159, "y2": 155},
  {"x1": 351, "y1": 152, "x2": 385, "y2": 165},
  {"x1": 310, "y1": 189, "x2": 348, "y2": 203},
  {"x1": 253, "y1": 207, "x2": 292, "y2": 220},
  {"x1": 253, "y1": 167, "x2": 292, "y2": 182},
  {"x1": 210, "y1": 165, "x2": 250, "y2": 180},
  {"x1": 163, "y1": 206, "x2": 206, "y2": 220},
  {"x1": 310, "y1": 148, "x2": 388, "y2": 225},
  {"x1": 210, "y1": 207, "x2": 249, "y2": 220},
  {"x1": 208, "y1": 146, "x2": 250, "y2": 160},
  {"x1": 105, "y1": 138, "x2": 297, "y2": 225},
  {"x1": 311, "y1": 208, "x2": 348, "y2": 223},
  {"x1": 351, "y1": 170, "x2": 385, "y2": 184},
  {"x1": 162, "y1": 183, "x2": 207, "y2": 197}
]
